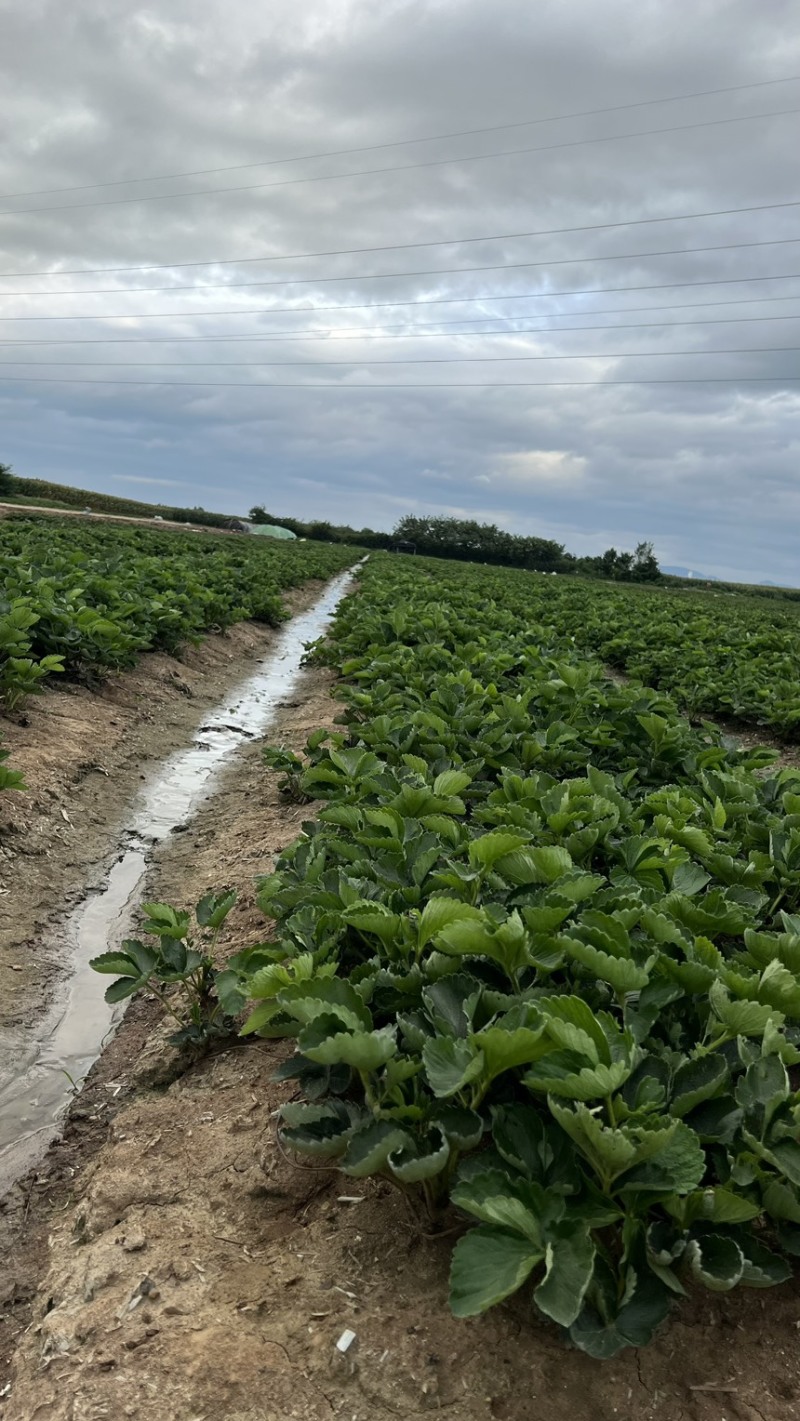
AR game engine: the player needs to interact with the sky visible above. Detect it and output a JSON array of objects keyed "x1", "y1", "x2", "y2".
[{"x1": 0, "y1": 0, "x2": 799, "y2": 582}]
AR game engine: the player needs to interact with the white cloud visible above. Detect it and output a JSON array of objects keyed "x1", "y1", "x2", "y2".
[
  {"x1": 490, "y1": 450, "x2": 588, "y2": 486},
  {"x1": 1, "y1": 0, "x2": 799, "y2": 579}
]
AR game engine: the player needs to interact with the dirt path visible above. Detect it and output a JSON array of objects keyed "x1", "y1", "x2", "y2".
[{"x1": 1, "y1": 627, "x2": 799, "y2": 1420}]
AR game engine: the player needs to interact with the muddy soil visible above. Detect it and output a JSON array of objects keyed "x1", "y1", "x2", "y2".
[
  {"x1": 1, "y1": 626, "x2": 800, "y2": 1420},
  {"x1": 0, "y1": 583, "x2": 323, "y2": 1041}
]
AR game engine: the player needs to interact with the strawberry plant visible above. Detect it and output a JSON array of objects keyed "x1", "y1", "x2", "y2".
[
  {"x1": 0, "y1": 516, "x2": 358, "y2": 702},
  {"x1": 90, "y1": 891, "x2": 261, "y2": 1048},
  {"x1": 0, "y1": 736, "x2": 24, "y2": 791},
  {"x1": 241, "y1": 554, "x2": 800, "y2": 1357}
]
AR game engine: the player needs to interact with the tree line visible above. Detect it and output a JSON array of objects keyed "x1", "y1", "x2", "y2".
[
  {"x1": 0, "y1": 461, "x2": 660, "y2": 583},
  {"x1": 249, "y1": 506, "x2": 661, "y2": 582}
]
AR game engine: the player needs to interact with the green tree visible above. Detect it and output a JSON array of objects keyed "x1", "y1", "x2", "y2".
[
  {"x1": 0, "y1": 461, "x2": 15, "y2": 499},
  {"x1": 392, "y1": 515, "x2": 569, "y2": 571},
  {"x1": 248, "y1": 505, "x2": 269, "y2": 523},
  {"x1": 630, "y1": 540, "x2": 661, "y2": 582}
]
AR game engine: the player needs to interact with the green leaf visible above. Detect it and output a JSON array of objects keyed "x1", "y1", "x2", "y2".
[
  {"x1": 449, "y1": 1226, "x2": 543, "y2": 1317},
  {"x1": 451, "y1": 1168, "x2": 545, "y2": 1244},
  {"x1": 239, "y1": 999, "x2": 288, "y2": 1036},
  {"x1": 213, "y1": 968, "x2": 247, "y2": 1017},
  {"x1": 524, "y1": 1054, "x2": 632, "y2": 1102},
  {"x1": 491, "y1": 1102, "x2": 582, "y2": 1195},
  {"x1": 763, "y1": 1179, "x2": 800, "y2": 1224},
  {"x1": 433, "y1": 769, "x2": 473, "y2": 798},
  {"x1": 678, "y1": 1188, "x2": 761, "y2": 1226},
  {"x1": 276, "y1": 978, "x2": 372, "y2": 1031},
  {"x1": 684, "y1": 1094, "x2": 743, "y2": 1144},
  {"x1": 279, "y1": 1102, "x2": 356, "y2": 1158},
  {"x1": 537, "y1": 994, "x2": 610, "y2": 1063},
  {"x1": 388, "y1": 1127, "x2": 450, "y2": 1183},
  {"x1": 562, "y1": 936, "x2": 651, "y2": 994},
  {"x1": 140, "y1": 902, "x2": 191, "y2": 938},
  {"x1": 737, "y1": 1236, "x2": 792, "y2": 1288},
  {"x1": 468, "y1": 831, "x2": 530, "y2": 870},
  {"x1": 434, "y1": 1106, "x2": 484, "y2": 1150},
  {"x1": 342, "y1": 901, "x2": 402, "y2": 945},
  {"x1": 472, "y1": 1022, "x2": 549, "y2": 1085},
  {"x1": 118, "y1": 938, "x2": 158, "y2": 975},
  {"x1": 298, "y1": 1018, "x2": 397, "y2": 1070},
  {"x1": 422, "y1": 974, "x2": 482, "y2": 1038},
  {"x1": 735, "y1": 1054, "x2": 789, "y2": 1130},
  {"x1": 423, "y1": 1036, "x2": 485, "y2": 1098},
  {"x1": 418, "y1": 898, "x2": 481, "y2": 950},
  {"x1": 196, "y1": 889, "x2": 236, "y2": 928},
  {"x1": 672, "y1": 862, "x2": 711, "y2": 896},
  {"x1": 548, "y1": 1100, "x2": 639, "y2": 1184},
  {"x1": 616, "y1": 1123, "x2": 706, "y2": 1196},
  {"x1": 340, "y1": 1121, "x2": 411, "y2": 1177},
  {"x1": 89, "y1": 952, "x2": 141, "y2": 977},
  {"x1": 746, "y1": 1136, "x2": 800, "y2": 1187},
  {"x1": 569, "y1": 1265, "x2": 671, "y2": 1357},
  {"x1": 329, "y1": 747, "x2": 384, "y2": 779},
  {"x1": 524, "y1": 846, "x2": 574, "y2": 883},
  {"x1": 671, "y1": 1054, "x2": 729, "y2": 1117},
  {"x1": 104, "y1": 975, "x2": 145, "y2": 1003},
  {"x1": 533, "y1": 1224, "x2": 596, "y2": 1328},
  {"x1": 709, "y1": 980, "x2": 783, "y2": 1037},
  {"x1": 686, "y1": 1234, "x2": 744, "y2": 1292},
  {"x1": 434, "y1": 910, "x2": 531, "y2": 976}
]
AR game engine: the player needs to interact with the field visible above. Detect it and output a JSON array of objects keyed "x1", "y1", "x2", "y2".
[
  {"x1": 0, "y1": 517, "x2": 356, "y2": 783},
  {"x1": 2, "y1": 543, "x2": 800, "y2": 1418},
  {"x1": 3, "y1": 474, "x2": 237, "y2": 528}
]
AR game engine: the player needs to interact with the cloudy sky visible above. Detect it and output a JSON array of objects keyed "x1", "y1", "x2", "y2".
[{"x1": 1, "y1": 0, "x2": 799, "y2": 581}]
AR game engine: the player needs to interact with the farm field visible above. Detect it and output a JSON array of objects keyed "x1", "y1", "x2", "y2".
[
  {"x1": 0, "y1": 517, "x2": 357, "y2": 787},
  {"x1": 2, "y1": 547, "x2": 800, "y2": 1419},
  {"x1": 0, "y1": 515, "x2": 356, "y2": 693},
  {"x1": 467, "y1": 568, "x2": 800, "y2": 736}
]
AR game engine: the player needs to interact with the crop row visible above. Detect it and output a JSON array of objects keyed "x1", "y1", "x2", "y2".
[
  {"x1": 0, "y1": 517, "x2": 356, "y2": 714},
  {"x1": 488, "y1": 572, "x2": 800, "y2": 736},
  {"x1": 240, "y1": 553, "x2": 800, "y2": 1357}
]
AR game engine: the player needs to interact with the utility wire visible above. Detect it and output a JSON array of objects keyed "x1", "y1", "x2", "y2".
[
  {"x1": 2, "y1": 196, "x2": 799, "y2": 280},
  {"x1": 2, "y1": 344, "x2": 799, "y2": 367},
  {"x1": 4, "y1": 237, "x2": 799, "y2": 299},
  {"x1": 1, "y1": 375, "x2": 797, "y2": 389},
  {"x1": 3, "y1": 72, "x2": 798, "y2": 202},
  {"x1": 2, "y1": 270, "x2": 799, "y2": 322},
  {"x1": 0, "y1": 303, "x2": 798, "y2": 345},
  {"x1": 2, "y1": 105, "x2": 799, "y2": 218}
]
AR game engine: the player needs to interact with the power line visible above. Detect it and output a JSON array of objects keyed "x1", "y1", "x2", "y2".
[
  {"x1": 2, "y1": 344, "x2": 798, "y2": 367},
  {"x1": 4, "y1": 73, "x2": 798, "y2": 202},
  {"x1": 4, "y1": 237, "x2": 799, "y2": 299},
  {"x1": 1, "y1": 375, "x2": 798, "y2": 390},
  {"x1": 2, "y1": 196, "x2": 799, "y2": 281},
  {"x1": 2, "y1": 270, "x2": 798, "y2": 321},
  {"x1": 2, "y1": 105, "x2": 799, "y2": 218},
  {"x1": 0, "y1": 303, "x2": 798, "y2": 345}
]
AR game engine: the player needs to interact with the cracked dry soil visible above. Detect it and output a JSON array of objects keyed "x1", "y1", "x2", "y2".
[{"x1": 1, "y1": 611, "x2": 800, "y2": 1420}]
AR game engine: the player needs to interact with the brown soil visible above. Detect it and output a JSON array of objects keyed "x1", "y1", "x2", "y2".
[{"x1": 1, "y1": 617, "x2": 799, "y2": 1420}]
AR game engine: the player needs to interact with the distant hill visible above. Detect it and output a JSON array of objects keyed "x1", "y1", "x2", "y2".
[{"x1": 662, "y1": 565, "x2": 719, "y2": 581}]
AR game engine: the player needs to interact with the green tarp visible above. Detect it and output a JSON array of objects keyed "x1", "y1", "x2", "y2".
[{"x1": 248, "y1": 523, "x2": 297, "y2": 539}]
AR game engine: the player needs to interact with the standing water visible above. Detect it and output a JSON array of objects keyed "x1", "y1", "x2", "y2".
[{"x1": 0, "y1": 568, "x2": 357, "y2": 1195}]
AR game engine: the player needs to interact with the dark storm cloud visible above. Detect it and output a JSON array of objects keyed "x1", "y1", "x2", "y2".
[{"x1": 1, "y1": 0, "x2": 799, "y2": 580}]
